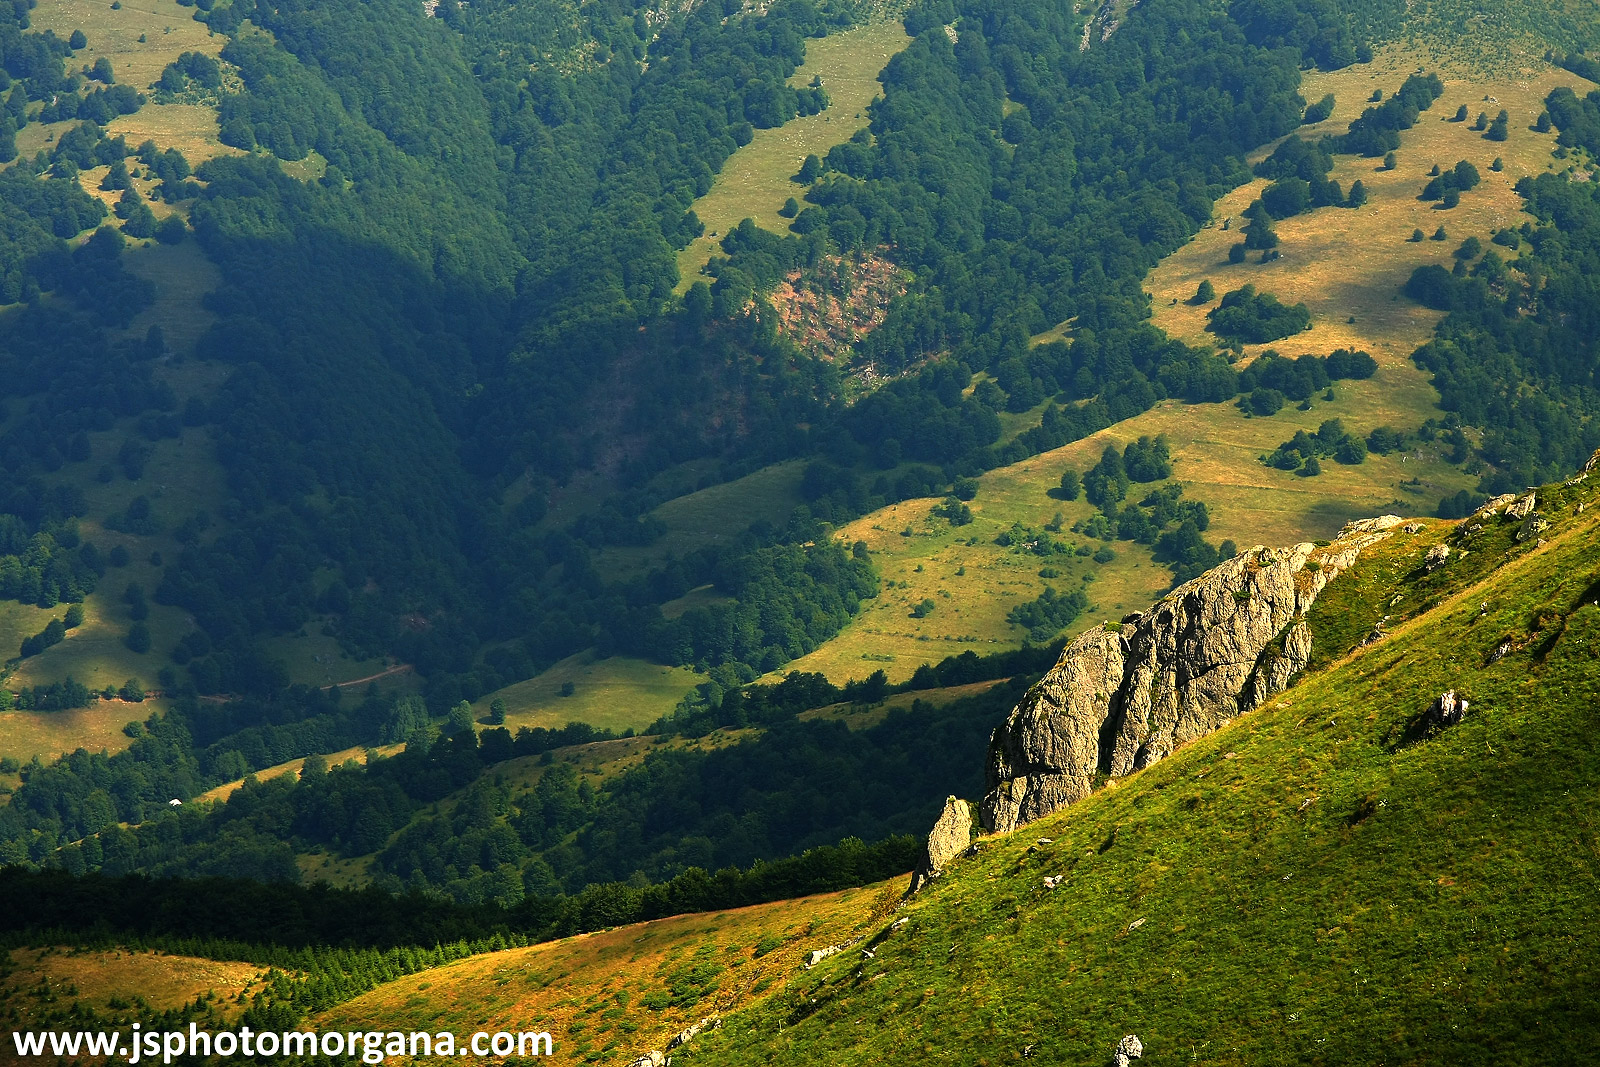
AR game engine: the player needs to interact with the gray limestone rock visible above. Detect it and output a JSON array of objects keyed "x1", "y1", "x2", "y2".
[
  {"x1": 667, "y1": 1017, "x2": 719, "y2": 1051},
  {"x1": 1586, "y1": 448, "x2": 1600, "y2": 472},
  {"x1": 1515, "y1": 513, "x2": 1550, "y2": 543},
  {"x1": 1113, "y1": 1034, "x2": 1144, "y2": 1066},
  {"x1": 981, "y1": 520, "x2": 1399, "y2": 833},
  {"x1": 1428, "y1": 690, "x2": 1468, "y2": 729},
  {"x1": 1424, "y1": 543, "x2": 1450, "y2": 572},
  {"x1": 1506, "y1": 493, "x2": 1537, "y2": 520},
  {"x1": 908, "y1": 796, "x2": 973, "y2": 893}
]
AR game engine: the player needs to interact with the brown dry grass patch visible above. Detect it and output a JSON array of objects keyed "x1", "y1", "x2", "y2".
[{"x1": 316, "y1": 884, "x2": 886, "y2": 1065}]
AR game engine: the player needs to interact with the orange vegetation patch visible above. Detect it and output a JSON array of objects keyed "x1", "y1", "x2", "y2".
[
  {"x1": 768, "y1": 252, "x2": 907, "y2": 362},
  {"x1": 0, "y1": 947, "x2": 268, "y2": 1040},
  {"x1": 317, "y1": 884, "x2": 892, "y2": 1064}
]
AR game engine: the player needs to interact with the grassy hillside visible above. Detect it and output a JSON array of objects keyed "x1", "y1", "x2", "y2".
[
  {"x1": 22, "y1": 0, "x2": 236, "y2": 166},
  {"x1": 772, "y1": 49, "x2": 1596, "y2": 685},
  {"x1": 318, "y1": 883, "x2": 894, "y2": 1065},
  {"x1": 300, "y1": 463, "x2": 1600, "y2": 1065},
  {"x1": 676, "y1": 478, "x2": 1600, "y2": 1064},
  {"x1": 467, "y1": 653, "x2": 706, "y2": 735},
  {"x1": 0, "y1": 945, "x2": 266, "y2": 1049},
  {"x1": 675, "y1": 20, "x2": 913, "y2": 292}
]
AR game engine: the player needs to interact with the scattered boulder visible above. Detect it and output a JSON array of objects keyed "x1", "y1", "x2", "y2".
[
  {"x1": 1478, "y1": 493, "x2": 1518, "y2": 516},
  {"x1": 626, "y1": 1054, "x2": 666, "y2": 1067},
  {"x1": 1515, "y1": 513, "x2": 1550, "y2": 543},
  {"x1": 1043, "y1": 875, "x2": 1063, "y2": 889},
  {"x1": 1402, "y1": 521, "x2": 1426, "y2": 534},
  {"x1": 805, "y1": 945, "x2": 839, "y2": 968},
  {"x1": 1113, "y1": 1034, "x2": 1144, "y2": 1066},
  {"x1": 1428, "y1": 690, "x2": 1468, "y2": 729},
  {"x1": 981, "y1": 521, "x2": 1400, "y2": 833},
  {"x1": 907, "y1": 796, "x2": 973, "y2": 894},
  {"x1": 667, "y1": 1017, "x2": 719, "y2": 1051},
  {"x1": 804, "y1": 936, "x2": 864, "y2": 969},
  {"x1": 1506, "y1": 493, "x2": 1537, "y2": 520},
  {"x1": 1424, "y1": 543, "x2": 1450, "y2": 572},
  {"x1": 1489, "y1": 641, "x2": 1513, "y2": 664}
]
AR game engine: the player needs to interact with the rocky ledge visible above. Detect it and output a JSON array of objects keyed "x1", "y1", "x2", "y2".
[{"x1": 980, "y1": 516, "x2": 1406, "y2": 834}]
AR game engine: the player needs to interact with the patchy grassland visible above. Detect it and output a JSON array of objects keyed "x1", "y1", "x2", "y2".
[
  {"x1": 317, "y1": 882, "x2": 896, "y2": 1065},
  {"x1": 675, "y1": 20, "x2": 912, "y2": 292},
  {"x1": 773, "y1": 478, "x2": 1174, "y2": 685},
  {"x1": 24, "y1": 0, "x2": 237, "y2": 168},
  {"x1": 307, "y1": 474, "x2": 1600, "y2": 1066},
  {"x1": 5, "y1": 367, "x2": 231, "y2": 696},
  {"x1": 29, "y1": 0, "x2": 224, "y2": 97},
  {"x1": 780, "y1": 50, "x2": 1587, "y2": 686},
  {"x1": 0, "y1": 946, "x2": 267, "y2": 1034},
  {"x1": 470, "y1": 653, "x2": 708, "y2": 736},
  {"x1": 1146, "y1": 48, "x2": 1594, "y2": 360},
  {"x1": 587, "y1": 460, "x2": 809, "y2": 578},
  {"x1": 0, "y1": 698, "x2": 157, "y2": 769}
]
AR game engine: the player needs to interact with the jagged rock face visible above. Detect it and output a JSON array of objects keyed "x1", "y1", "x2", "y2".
[
  {"x1": 981, "y1": 518, "x2": 1403, "y2": 834},
  {"x1": 1586, "y1": 447, "x2": 1600, "y2": 472},
  {"x1": 908, "y1": 796, "x2": 972, "y2": 893},
  {"x1": 979, "y1": 631, "x2": 1122, "y2": 833}
]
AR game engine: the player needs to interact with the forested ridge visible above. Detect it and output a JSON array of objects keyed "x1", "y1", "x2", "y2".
[{"x1": 4, "y1": 0, "x2": 1398, "y2": 712}]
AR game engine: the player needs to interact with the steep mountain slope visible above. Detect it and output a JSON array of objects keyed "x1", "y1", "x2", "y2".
[
  {"x1": 313, "y1": 456, "x2": 1600, "y2": 1065},
  {"x1": 665, "y1": 463, "x2": 1600, "y2": 1064}
]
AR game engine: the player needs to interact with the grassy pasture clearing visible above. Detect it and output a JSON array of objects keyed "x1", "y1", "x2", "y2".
[
  {"x1": 0, "y1": 697, "x2": 157, "y2": 769},
  {"x1": 193, "y1": 743, "x2": 404, "y2": 805},
  {"x1": 781, "y1": 50, "x2": 1575, "y2": 685},
  {"x1": 589, "y1": 460, "x2": 808, "y2": 578},
  {"x1": 317, "y1": 881, "x2": 894, "y2": 1064},
  {"x1": 119, "y1": 239, "x2": 223, "y2": 355},
  {"x1": 771, "y1": 480, "x2": 1175, "y2": 685},
  {"x1": 470, "y1": 652, "x2": 708, "y2": 736},
  {"x1": 676, "y1": 480, "x2": 1600, "y2": 1067},
  {"x1": 797, "y1": 677, "x2": 1005, "y2": 729},
  {"x1": 0, "y1": 946, "x2": 267, "y2": 1034},
  {"x1": 1146, "y1": 48, "x2": 1593, "y2": 362},
  {"x1": 25, "y1": 0, "x2": 237, "y2": 166},
  {"x1": 675, "y1": 20, "x2": 912, "y2": 292},
  {"x1": 258, "y1": 628, "x2": 394, "y2": 690}
]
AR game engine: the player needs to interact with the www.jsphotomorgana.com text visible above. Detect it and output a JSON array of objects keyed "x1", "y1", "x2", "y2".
[{"x1": 12, "y1": 1025, "x2": 555, "y2": 1063}]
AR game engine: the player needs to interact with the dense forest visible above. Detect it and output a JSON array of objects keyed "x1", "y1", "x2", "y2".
[
  {"x1": 2, "y1": 0, "x2": 1396, "y2": 715},
  {"x1": 0, "y1": 646, "x2": 1048, "y2": 906}
]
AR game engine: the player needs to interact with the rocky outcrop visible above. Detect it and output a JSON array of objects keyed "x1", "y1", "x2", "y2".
[
  {"x1": 1428, "y1": 690, "x2": 1468, "y2": 729},
  {"x1": 981, "y1": 517, "x2": 1403, "y2": 834},
  {"x1": 1113, "y1": 1034, "x2": 1145, "y2": 1066},
  {"x1": 908, "y1": 796, "x2": 973, "y2": 893},
  {"x1": 668, "y1": 1017, "x2": 719, "y2": 1051},
  {"x1": 1586, "y1": 447, "x2": 1600, "y2": 472}
]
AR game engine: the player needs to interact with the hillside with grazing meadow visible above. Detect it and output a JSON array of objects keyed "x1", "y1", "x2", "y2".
[
  {"x1": 315, "y1": 457, "x2": 1600, "y2": 1065},
  {"x1": 771, "y1": 37, "x2": 1597, "y2": 684}
]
